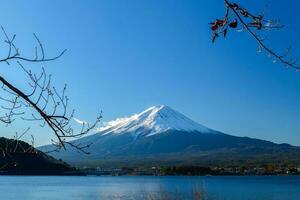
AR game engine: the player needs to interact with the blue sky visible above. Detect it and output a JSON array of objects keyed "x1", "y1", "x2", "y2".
[{"x1": 0, "y1": 0, "x2": 300, "y2": 146}]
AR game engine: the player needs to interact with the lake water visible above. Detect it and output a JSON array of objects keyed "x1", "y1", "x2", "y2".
[{"x1": 0, "y1": 176, "x2": 299, "y2": 200}]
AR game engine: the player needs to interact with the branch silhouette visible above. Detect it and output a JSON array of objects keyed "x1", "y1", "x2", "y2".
[
  {"x1": 0, "y1": 26, "x2": 101, "y2": 154},
  {"x1": 211, "y1": 1, "x2": 299, "y2": 70}
]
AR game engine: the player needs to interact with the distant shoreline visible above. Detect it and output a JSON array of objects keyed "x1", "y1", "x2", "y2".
[
  {"x1": 0, "y1": 173, "x2": 300, "y2": 177},
  {"x1": 1, "y1": 164, "x2": 300, "y2": 176}
]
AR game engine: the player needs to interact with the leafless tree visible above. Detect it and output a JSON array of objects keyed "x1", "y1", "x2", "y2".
[
  {"x1": 210, "y1": 0, "x2": 299, "y2": 70},
  {"x1": 0, "y1": 27, "x2": 101, "y2": 154}
]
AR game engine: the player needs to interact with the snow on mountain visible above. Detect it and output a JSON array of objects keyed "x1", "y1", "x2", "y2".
[
  {"x1": 96, "y1": 105, "x2": 213, "y2": 138},
  {"x1": 40, "y1": 105, "x2": 298, "y2": 167}
]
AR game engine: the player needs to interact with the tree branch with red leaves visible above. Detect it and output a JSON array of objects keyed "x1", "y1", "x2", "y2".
[{"x1": 210, "y1": 0, "x2": 299, "y2": 70}]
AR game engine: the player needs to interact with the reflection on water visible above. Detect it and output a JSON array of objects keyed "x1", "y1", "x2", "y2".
[{"x1": 0, "y1": 176, "x2": 300, "y2": 200}]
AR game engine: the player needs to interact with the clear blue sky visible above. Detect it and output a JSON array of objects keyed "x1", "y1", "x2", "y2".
[{"x1": 0, "y1": 0, "x2": 300, "y2": 146}]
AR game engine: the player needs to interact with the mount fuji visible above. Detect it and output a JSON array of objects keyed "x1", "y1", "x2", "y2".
[
  {"x1": 96, "y1": 105, "x2": 213, "y2": 138},
  {"x1": 40, "y1": 105, "x2": 300, "y2": 167}
]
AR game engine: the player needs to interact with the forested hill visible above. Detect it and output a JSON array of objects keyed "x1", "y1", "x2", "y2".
[{"x1": 0, "y1": 137, "x2": 74, "y2": 175}]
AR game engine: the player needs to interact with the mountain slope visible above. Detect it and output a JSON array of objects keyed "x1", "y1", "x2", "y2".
[
  {"x1": 0, "y1": 137, "x2": 74, "y2": 174},
  {"x1": 96, "y1": 105, "x2": 213, "y2": 138},
  {"x1": 40, "y1": 105, "x2": 300, "y2": 167}
]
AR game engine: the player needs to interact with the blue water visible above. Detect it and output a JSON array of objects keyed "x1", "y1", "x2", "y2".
[{"x1": 0, "y1": 176, "x2": 299, "y2": 200}]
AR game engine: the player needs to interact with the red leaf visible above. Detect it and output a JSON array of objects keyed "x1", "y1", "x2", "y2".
[
  {"x1": 229, "y1": 19, "x2": 238, "y2": 28},
  {"x1": 211, "y1": 23, "x2": 218, "y2": 31}
]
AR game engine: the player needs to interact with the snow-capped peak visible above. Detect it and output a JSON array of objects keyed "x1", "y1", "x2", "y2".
[{"x1": 97, "y1": 105, "x2": 213, "y2": 138}]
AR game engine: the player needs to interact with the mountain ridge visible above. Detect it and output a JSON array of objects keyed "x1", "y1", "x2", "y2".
[
  {"x1": 0, "y1": 137, "x2": 74, "y2": 174},
  {"x1": 96, "y1": 105, "x2": 214, "y2": 138},
  {"x1": 40, "y1": 105, "x2": 300, "y2": 167}
]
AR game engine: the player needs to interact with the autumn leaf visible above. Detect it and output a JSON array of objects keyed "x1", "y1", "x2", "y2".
[
  {"x1": 229, "y1": 19, "x2": 238, "y2": 28},
  {"x1": 211, "y1": 23, "x2": 218, "y2": 31}
]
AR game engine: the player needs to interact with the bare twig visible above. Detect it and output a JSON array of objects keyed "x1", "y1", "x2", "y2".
[{"x1": 0, "y1": 27, "x2": 101, "y2": 154}]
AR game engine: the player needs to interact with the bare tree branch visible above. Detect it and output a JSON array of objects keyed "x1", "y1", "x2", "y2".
[{"x1": 0, "y1": 27, "x2": 101, "y2": 154}]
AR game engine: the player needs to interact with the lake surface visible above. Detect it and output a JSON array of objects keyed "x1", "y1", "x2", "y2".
[{"x1": 0, "y1": 176, "x2": 299, "y2": 200}]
